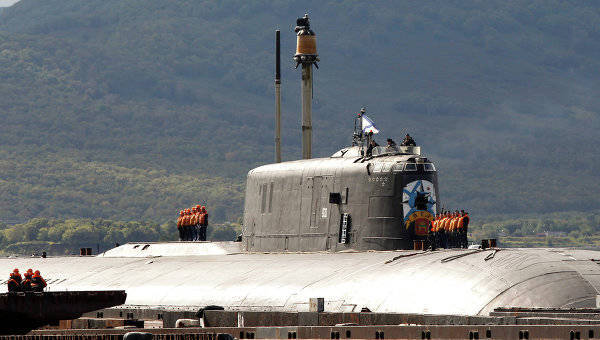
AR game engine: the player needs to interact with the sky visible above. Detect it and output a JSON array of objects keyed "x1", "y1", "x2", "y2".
[{"x1": 0, "y1": 0, "x2": 19, "y2": 7}]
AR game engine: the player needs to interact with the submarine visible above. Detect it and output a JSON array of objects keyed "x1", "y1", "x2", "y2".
[{"x1": 2, "y1": 15, "x2": 600, "y2": 318}]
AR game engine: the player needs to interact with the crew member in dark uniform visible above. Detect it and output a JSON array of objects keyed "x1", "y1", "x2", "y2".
[
  {"x1": 461, "y1": 210, "x2": 470, "y2": 248},
  {"x1": 199, "y1": 206, "x2": 208, "y2": 241},
  {"x1": 401, "y1": 134, "x2": 416, "y2": 146},
  {"x1": 7, "y1": 269, "x2": 21, "y2": 292},
  {"x1": 386, "y1": 138, "x2": 397, "y2": 151},
  {"x1": 428, "y1": 218, "x2": 437, "y2": 251},
  {"x1": 31, "y1": 270, "x2": 47, "y2": 292},
  {"x1": 21, "y1": 269, "x2": 33, "y2": 292},
  {"x1": 366, "y1": 139, "x2": 379, "y2": 156}
]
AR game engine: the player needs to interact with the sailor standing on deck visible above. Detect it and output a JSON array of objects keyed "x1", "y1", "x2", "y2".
[
  {"x1": 386, "y1": 138, "x2": 397, "y2": 152},
  {"x1": 441, "y1": 212, "x2": 450, "y2": 249},
  {"x1": 177, "y1": 210, "x2": 184, "y2": 241},
  {"x1": 194, "y1": 205, "x2": 202, "y2": 241},
  {"x1": 366, "y1": 139, "x2": 378, "y2": 157},
  {"x1": 199, "y1": 206, "x2": 208, "y2": 241},
  {"x1": 401, "y1": 134, "x2": 416, "y2": 146},
  {"x1": 428, "y1": 217, "x2": 437, "y2": 251},
  {"x1": 7, "y1": 269, "x2": 22, "y2": 292},
  {"x1": 450, "y1": 212, "x2": 457, "y2": 248},
  {"x1": 31, "y1": 270, "x2": 47, "y2": 292},
  {"x1": 181, "y1": 209, "x2": 189, "y2": 241},
  {"x1": 21, "y1": 269, "x2": 33, "y2": 292},
  {"x1": 436, "y1": 214, "x2": 442, "y2": 249},
  {"x1": 461, "y1": 210, "x2": 470, "y2": 248},
  {"x1": 184, "y1": 209, "x2": 192, "y2": 241},
  {"x1": 190, "y1": 206, "x2": 199, "y2": 241}
]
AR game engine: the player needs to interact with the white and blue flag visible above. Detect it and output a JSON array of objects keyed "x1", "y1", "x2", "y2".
[{"x1": 361, "y1": 115, "x2": 379, "y2": 134}]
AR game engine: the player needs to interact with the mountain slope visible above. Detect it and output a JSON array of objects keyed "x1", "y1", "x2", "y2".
[{"x1": 0, "y1": 0, "x2": 598, "y2": 223}]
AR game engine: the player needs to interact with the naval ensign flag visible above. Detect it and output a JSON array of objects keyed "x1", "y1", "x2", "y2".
[{"x1": 361, "y1": 115, "x2": 379, "y2": 134}]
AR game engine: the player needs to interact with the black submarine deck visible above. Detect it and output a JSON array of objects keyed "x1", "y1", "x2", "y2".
[{"x1": 0, "y1": 290, "x2": 126, "y2": 334}]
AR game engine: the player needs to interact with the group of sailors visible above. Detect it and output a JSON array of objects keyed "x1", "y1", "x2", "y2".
[
  {"x1": 177, "y1": 205, "x2": 209, "y2": 241},
  {"x1": 367, "y1": 134, "x2": 417, "y2": 156},
  {"x1": 7, "y1": 268, "x2": 47, "y2": 292},
  {"x1": 428, "y1": 210, "x2": 470, "y2": 250}
]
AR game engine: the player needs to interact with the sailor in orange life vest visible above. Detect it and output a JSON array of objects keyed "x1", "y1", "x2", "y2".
[
  {"x1": 21, "y1": 268, "x2": 34, "y2": 292},
  {"x1": 192, "y1": 205, "x2": 199, "y2": 241},
  {"x1": 184, "y1": 208, "x2": 192, "y2": 241},
  {"x1": 31, "y1": 270, "x2": 47, "y2": 292},
  {"x1": 7, "y1": 268, "x2": 22, "y2": 292},
  {"x1": 451, "y1": 211, "x2": 460, "y2": 248},
  {"x1": 428, "y1": 216, "x2": 437, "y2": 251},
  {"x1": 180, "y1": 208, "x2": 186, "y2": 241},
  {"x1": 177, "y1": 210, "x2": 184, "y2": 241},
  {"x1": 188, "y1": 207, "x2": 195, "y2": 241},
  {"x1": 441, "y1": 212, "x2": 449, "y2": 248}
]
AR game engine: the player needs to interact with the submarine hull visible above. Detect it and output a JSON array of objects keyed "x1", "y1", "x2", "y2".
[{"x1": 1, "y1": 243, "x2": 599, "y2": 316}]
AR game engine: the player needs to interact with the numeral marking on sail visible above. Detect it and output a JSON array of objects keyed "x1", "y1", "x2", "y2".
[{"x1": 340, "y1": 213, "x2": 349, "y2": 244}]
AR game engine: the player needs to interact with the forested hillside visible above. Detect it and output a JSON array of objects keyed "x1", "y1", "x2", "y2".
[
  {"x1": 0, "y1": 1, "x2": 598, "y2": 228},
  {"x1": 0, "y1": 217, "x2": 240, "y2": 255}
]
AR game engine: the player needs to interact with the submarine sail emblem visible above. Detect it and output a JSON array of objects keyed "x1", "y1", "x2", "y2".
[{"x1": 403, "y1": 179, "x2": 437, "y2": 235}]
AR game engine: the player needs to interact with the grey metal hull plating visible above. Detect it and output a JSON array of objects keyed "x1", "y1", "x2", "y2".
[{"x1": 1, "y1": 243, "x2": 599, "y2": 316}]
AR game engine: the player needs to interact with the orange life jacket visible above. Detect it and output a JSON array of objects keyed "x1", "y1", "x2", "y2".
[
  {"x1": 31, "y1": 274, "x2": 47, "y2": 289},
  {"x1": 9, "y1": 273, "x2": 21, "y2": 283},
  {"x1": 21, "y1": 278, "x2": 32, "y2": 291},
  {"x1": 7, "y1": 279, "x2": 20, "y2": 291},
  {"x1": 450, "y1": 217, "x2": 458, "y2": 232},
  {"x1": 457, "y1": 216, "x2": 464, "y2": 229}
]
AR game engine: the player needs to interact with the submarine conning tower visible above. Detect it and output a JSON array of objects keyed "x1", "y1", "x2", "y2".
[
  {"x1": 242, "y1": 122, "x2": 439, "y2": 252},
  {"x1": 243, "y1": 16, "x2": 438, "y2": 252}
]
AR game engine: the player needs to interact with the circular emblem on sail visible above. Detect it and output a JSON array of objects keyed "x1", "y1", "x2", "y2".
[
  {"x1": 402, "y1": 179, "x2": 436, "y2": 224},
  {"x1": 405, "y1": 210, "x2": 434, "y2": 235}
]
